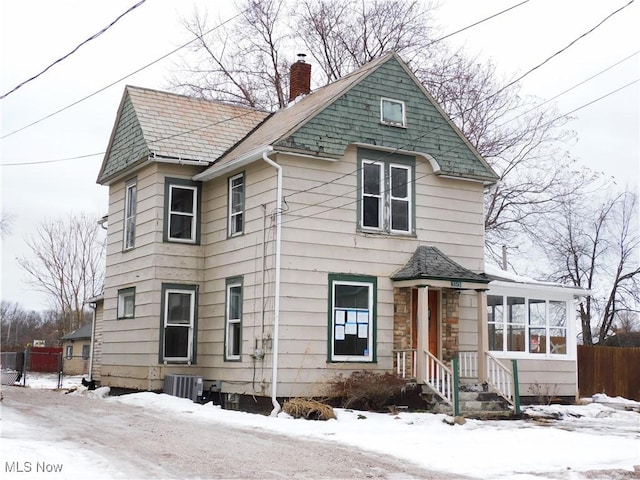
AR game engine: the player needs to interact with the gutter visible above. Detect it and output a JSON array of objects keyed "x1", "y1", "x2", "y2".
[
  {"x1": 193, "y1": 146, "x2": 274, "y2": 182},
  {"x1": 261, "y1": 150, "x2": 283, "y2": 417}
]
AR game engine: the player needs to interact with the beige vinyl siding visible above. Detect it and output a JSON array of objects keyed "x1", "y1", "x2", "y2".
[
  {"x1": 193, "y1": 147, "x2": 486, "y2": 397},
  {"x1": 91, "y1": 302, "x2": 103, "y2": 381},
  {"x1": 101, "y1": 162, "x2": 206, "y2": 390},
  {"x1": 459, "y1": 292, "x2": 480, "y2": 352},
  {"x1": 517, "y1": 358, "x2": 577, "y2": 398}
]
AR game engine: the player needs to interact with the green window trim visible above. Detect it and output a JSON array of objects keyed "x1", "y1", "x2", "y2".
[
  {"x1": 224, "y1": 276, "x2": 243, "y2": 361},
  {"x1": 357, "y1": 148, "x2": 415, "y2": 235},
  {"x1": 163, "y1": 177, "x2": 202, "y2": 244},
  {"x1": 158, "y1": 283, "x2": 198, "y2": 364},
  {"x1": 327, "y1": 273, "x2": 377, "y2": 363}
]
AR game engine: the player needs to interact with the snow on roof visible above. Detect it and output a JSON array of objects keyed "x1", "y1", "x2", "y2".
[{"x1": 485, "y1": 263, "x2": 590, "y2": 295}]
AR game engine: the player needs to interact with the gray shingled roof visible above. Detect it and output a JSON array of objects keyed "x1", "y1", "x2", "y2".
[
  {"x1": 391, "y1": 246, "x2": 490, "y2": 284},
  {"x1": 60, "y1": 322, "x2": 92, "y2": 341},
  {"x1": 97, "y1": 86, "x2": 270, "y2": 184}
]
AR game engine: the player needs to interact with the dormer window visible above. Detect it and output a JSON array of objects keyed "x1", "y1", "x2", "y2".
[{"x1": 380, "y1": 98, "x2": 406, "y2": 127}]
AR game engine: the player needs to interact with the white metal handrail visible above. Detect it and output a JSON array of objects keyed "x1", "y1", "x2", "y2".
[
  {"x1": 486, "y1": 351, "x2": 514, "y2": 405},
  {"x1": 394, "y1": 349, "x2": 417, "y2": 379},
  {"x1": 425, "y1": 351, "x2": 454, "y2": 405}
]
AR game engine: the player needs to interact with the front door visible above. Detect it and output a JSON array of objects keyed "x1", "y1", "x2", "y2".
[{"x1": 428, "y1": 290, "x2": 439, "y2": 357}]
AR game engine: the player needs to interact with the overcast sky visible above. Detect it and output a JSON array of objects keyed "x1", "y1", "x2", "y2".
[{"x1": 1, "y1": 0, "x2": 638, "y2": 311}]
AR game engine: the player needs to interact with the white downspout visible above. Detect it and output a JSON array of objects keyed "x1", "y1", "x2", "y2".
[{"x1": 262, "y1": 149, "x2": 282, "y2": 416}]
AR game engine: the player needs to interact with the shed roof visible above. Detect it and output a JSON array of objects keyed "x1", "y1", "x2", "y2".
[{"x1": 60, "y1": 323, "x2": 92, "y2": 341}]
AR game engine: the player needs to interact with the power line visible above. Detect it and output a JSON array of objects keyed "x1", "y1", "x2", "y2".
[
  {"x1": 0, "y1": 0, "x2": 531, "y2": 162},
  {"x1": 480, "y1": 0, "x2": 636, "y2": 108},
  {"x1": 0, "y1": 1, "x2": 147, "y2": 100},
  {"x1": 0, "y1": 7, "x2": 247, "y2": 141},
  {"x1": 429, "y1": 0, "x2": 530, "y2": 46},
  {"x1": 500, "y1": 50, "x2": 640, "y2": 127}
]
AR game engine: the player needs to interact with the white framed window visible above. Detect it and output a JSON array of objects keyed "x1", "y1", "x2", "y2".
[
  {"x1": 360, "y1": 155, "x2": 413, "y2": 234},
  {"x1": 225, "y1": 278, "x2": 243, "y2": 361},
  {"x1": 164, "y1": 178, "x2": 200, "y2": 244},
  {"x1": 123, "y1": 178, "x2": 137, "y2": 250},
  {"x1": 362, "y1": 161, "x2": 383, "y2": 230},
  {"x1": 117, "y1": 287, "x2": 135, "y2": 319},
  {"x1": 380, "y1": 97, "x2": 406, "y2": 127},
  {"x1": 161, "y1": 285, "x2": 197, "y2": 363},
  {"x1": 65, "y1": 345, "x2": 73, "y2": 359},
  {"x1": 488, "y1": 294, "x2": 568, "y2": 356},
  {"x1": 228, "y1": 173, "x2": 244, "y2": 237},
  {"x1": 329, "y1": 274, "x2": 376, "y2": 362}
]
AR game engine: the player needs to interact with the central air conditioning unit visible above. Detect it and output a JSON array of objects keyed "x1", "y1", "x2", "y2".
[{"x1": 163, "y1": 374, "x2": 203, "y2": 402}]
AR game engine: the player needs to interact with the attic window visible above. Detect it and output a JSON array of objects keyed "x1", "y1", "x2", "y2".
[{"x1": 380, "y1": 98, "x2": 406, "y2": 127}]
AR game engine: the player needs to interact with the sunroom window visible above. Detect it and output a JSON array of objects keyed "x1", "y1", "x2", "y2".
[{"x1": 488, "y1": 294, "x2": 567, "y2": 356}]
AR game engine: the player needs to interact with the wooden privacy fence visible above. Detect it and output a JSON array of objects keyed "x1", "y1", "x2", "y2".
[{"x1": 578, "y1": 345, "x2": 640, "y2": 401}]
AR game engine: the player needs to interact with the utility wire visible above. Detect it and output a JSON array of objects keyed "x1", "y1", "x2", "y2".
[
  {"x1": 428, "y1": 0, "x2": 530, "y2": 46},
  {"x1": 0, "y1": 1, "x2": 147, "y2": 100},
  {"x1": 0, "y1": 7, "x2": 247, "y2": 141},
  {"x1": 480, "y1": 0, "x2": 636, "y2": 108},
  {"x1": 500, "y1": 50, "x2": 640, "y2": 127},
  {"x1": 0, "y1": 0, "x2": 529, "y2": 162}
]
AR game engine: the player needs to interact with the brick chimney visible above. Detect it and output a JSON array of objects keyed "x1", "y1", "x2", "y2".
[{"x1": 289, "y1": 53, "x2": 311, "y2": 102}]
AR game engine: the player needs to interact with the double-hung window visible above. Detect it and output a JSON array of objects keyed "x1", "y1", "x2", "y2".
[
  {"x1": 228, "y1": 173, "x2": 244, "y2": 237},
  {"x1": 328, "y1": 274, "x2": 376, "y2": 362},
  {"x1": 66, "y1": 345, "x2": 73, "y2": 359},
  {"x1": 488, "y1": 293, "x2": 568, "y2": 356},
  {"x1": 161, "y1": 284, "x2": 197, "y2": 363},
  {"x1": 359, "y1": 149, "x2": 414, "y2": 234},
  {"x1": 164, "y1": 178, "x2": 200, "y2": 243},
  {"x1": 117, "y1": 287, "x2": 135, "y2": 319},
  {"x1": 123, "y1": 178, "x2": 137, "y2": 250},
  {"x1": 225, "y1": 277, "x2": 243, "y2": 360}
]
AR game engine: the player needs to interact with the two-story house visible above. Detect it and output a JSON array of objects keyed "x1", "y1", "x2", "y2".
[{"x1": 95, "y1": 52, "x2": 583, "y2": 413}]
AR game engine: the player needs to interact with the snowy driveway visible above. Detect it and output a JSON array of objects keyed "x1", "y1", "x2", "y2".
[{"x1": 1, "y1": 386, "x2": 462, "y2": 479}]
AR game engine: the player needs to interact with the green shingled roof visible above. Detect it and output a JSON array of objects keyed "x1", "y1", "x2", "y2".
[
  {"x1": 97, "y1": 86, "x2": 270, "y2": 184},
  {"x1": 205, "y1": 52, "x2": 497, "y2": 182}
]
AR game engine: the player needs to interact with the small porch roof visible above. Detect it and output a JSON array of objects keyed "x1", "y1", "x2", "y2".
[{"x1": 391, "y1": 246, "x2": 490, "y2": 290}]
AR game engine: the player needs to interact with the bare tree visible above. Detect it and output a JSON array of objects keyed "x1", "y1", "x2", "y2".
[
  {"x1": 172, "y1": 0, "x2": 575, "y2": 255},
  {"x1": 17, "y1": 213, "x2": 105, "y2": 336},
  {"x1": 535, "y1": 187, "x2": 639, "y2": 345},
  {"x1": 0, "y1": 212, "x2": 13, "y2": 236},
  {"x1": 298, "y1": 0, "x2": 436, "y2": 83},
  {"x1": 416, "y1": 52, "x2": 577, "y2": 258},
  {"x1": 0, "y1": 301, "x2": 60, "y2": 349}
]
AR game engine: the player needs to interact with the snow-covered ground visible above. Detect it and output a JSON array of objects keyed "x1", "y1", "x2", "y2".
[{"x1": 3, "y1": 373, "x2": 640, "y2": 479}]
